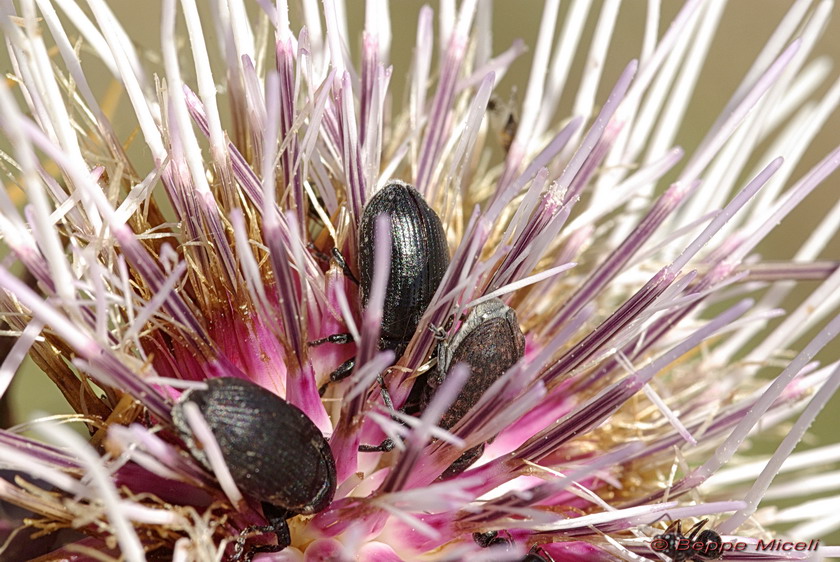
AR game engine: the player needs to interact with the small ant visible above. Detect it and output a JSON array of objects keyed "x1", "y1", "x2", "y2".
[
  {"x1": 472, "y1": 531, "x2": 555, "y2": 561},
  {"x1": 652, "y1": 519, "x2": 723, "y2": 561},
  {"x1": 473, "y1": 530, "x2": 513, "y2": 549}
]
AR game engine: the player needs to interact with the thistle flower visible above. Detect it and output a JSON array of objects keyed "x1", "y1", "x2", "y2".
[{"x1": 1, "y1": 1, "x2": 840, "y2": 561}]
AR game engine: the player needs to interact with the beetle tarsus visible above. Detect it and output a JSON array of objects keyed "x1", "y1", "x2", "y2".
[
  {"x1": 437, "y1": 443, "x2": 486, "y2": 480},
  {"x1": 329, "y1": 358, "x2": 356, "y2": 382},
  {"x1": 233, "y1": 522, "x2": 288, "y2": 562},
  {"x1": 309, "y1": 333, "x2": 354, "y2": 346},
  {"x1": 428, "y1": 313, "x2": 457, "y2": 339}
]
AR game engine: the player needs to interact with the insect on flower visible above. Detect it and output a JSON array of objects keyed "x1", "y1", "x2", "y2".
[
  {"x1": 473, "y1": 529, "x2": 513, "y2": 549},
  {"x1": 473, "y1": 531, "x2": 555, "y2": 562},
  {"x1": 360, "y1": 297, "x2": 525, "y2": 472},
  {"x1": 651, "y1": 519, "x2": 723, "y2": 561},
  {"x1": 313, "y1": 180, "x2": 450, "y2": 394},
  {"x1": 422, "y1": 297, "x2": 525, "y2": 476},
  {"x1": 171, "y1": 377, "x2": 336, "y2": 560}
]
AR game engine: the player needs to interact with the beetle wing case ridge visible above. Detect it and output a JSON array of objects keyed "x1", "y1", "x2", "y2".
[{"x1": 172, "y1": 377, "x2": 336, "y2": 515}]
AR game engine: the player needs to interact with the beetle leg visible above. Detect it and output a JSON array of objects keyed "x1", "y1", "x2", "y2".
[
  {"x1": 306, "y1": 242, "x2": 333, "y2": 264},
  {"x1": 233, "y1": 520, "x2": 289, "y2": 562},
  {"x1": 358, "y1": 437, "x2": 396, "y2": 452},
  {"x1": 234, "y1": 503, "x2": 292, "y2": 561},
  {"x1": 239, "y1": 537, "x2": 282, "y2": 562},
  {"x1": 310, "y1": 333, "x2": 355, "y2": 395},
  {"x1": 429, "y1": 312, "x2": 456, "y2": 339},
  {"x1": 233, "y1": 525, "x2": 276, "y2": 562},
  {"x1": 685, "y1": 518, "x2": 708, "y2": 542},
  {"x1": 437, "y1": 442, "x2": 485, "y2": 480},
  {"x1": 359, "y1": 385, "x2": 404, "y2": 453},
  {"x1": 309, "y1": 332, "x2": 354, "y2": 346},
  {"x1": 262, "y1": 503, "x2": 293, "y2": 535},
  {"x1": 428, "y1": 322, "x2": 448, "y2": 340},
  {"x1": 376, "y1": 374, "x2": 396, "y2": 411},
  {"x1": 331, "y1": 247, "x2": 360, "y2": 285},
  {"x1": 318, "y1": 357, "x2": 356, "y2": 395},
  {"x1": 524, "y1": 545, "x2": 556, "y2": 562},
  {"x1": 329, "y1": 357, "x2": 356, "y2": 382}
]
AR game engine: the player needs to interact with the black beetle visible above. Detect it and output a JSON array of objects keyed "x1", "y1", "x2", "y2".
[
  {"x1": 652, "y1": 519, "x2": 722, "y2": 561},
  {"x1": 171, "y1": 377, "x2": 336, "y2": 560},
  {"x1": 313, "y1": 180, "x2": 450, "y2": 392},
  {"x1": 361, "y1": 298, "x2": 525, "y2": 474}
]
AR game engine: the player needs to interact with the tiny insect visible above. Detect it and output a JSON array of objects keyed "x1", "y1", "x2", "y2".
[
  {"x1": 312, "y1": 180, "x2": 450, "y2": 394},
  {"x1": 171, "y1": 377, "x2": 336, "y2": 561},
  {"x1": 473, "y1": 530, "x2": 513, "y2": 549},
  {"x1": 487, "y1": 90, "x2": 519, "y2": 154},
  {"x1": 521, "y1": 546, "x2": 555, "y2": 562},
  {"x1": 361, "y1": 298, "x2": 525, "y2": 478},
  {"x1": 652, "y1": 519, "x2": 723, "y2": 561},
  {"x1": 473, "y1": 531, "x2": 554, "y2": 562}
]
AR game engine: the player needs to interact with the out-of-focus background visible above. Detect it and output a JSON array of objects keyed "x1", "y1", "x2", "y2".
[{"x1": 3, "y1": 0, "x2": 839, "y2": 544}]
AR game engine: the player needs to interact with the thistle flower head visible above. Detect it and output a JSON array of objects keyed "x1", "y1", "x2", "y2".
[{"x1": 1, "y1": 1, "x2": 840, "y2": 561}]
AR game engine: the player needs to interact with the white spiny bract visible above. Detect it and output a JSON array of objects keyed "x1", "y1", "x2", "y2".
[{"x1": 0, "y1": 1, "x2": 839, "y2": 561}]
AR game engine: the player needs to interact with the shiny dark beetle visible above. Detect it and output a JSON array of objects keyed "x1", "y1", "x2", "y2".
[
  {"x1": 172, "y1": 377, "x2": 336, "y2": 560},
  {"x1": 652, "y1": 519, "x2": 722, "y2": 561},
  {"x1": 314, "y1": 180, "x2": 450, "y2": 391},
  {"x1": 361, "y1": 298, "x2": 525, "y2": 474}
]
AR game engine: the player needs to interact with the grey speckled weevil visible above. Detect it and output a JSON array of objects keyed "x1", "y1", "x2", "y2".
[
  {"x1": 421, "y1": 297, "x2": 525, "y2": 476},
  {"x1": 313, "y1": 180, "x2": 450, "y2": 392},
  {"x1": 171, "y1": 377, "x2": 336, "y2": 560},
  {"x1": 422, "y1": 298, "x2": 526, "y2": 430},
  {"x1": 360, "y1": 298, "x2": 526, "y2": 472}
]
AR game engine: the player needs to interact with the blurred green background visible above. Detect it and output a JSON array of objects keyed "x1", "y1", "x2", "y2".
[{"x1": 3, "y1": 0, "x2": 840, "y2": 547}]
